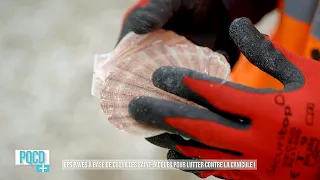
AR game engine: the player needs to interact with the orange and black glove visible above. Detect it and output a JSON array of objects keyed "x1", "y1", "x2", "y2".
[{"x1": 128, "y1": 17, "x2": 320, "y2": 180}]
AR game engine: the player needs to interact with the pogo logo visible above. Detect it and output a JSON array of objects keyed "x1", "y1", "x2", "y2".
[{"x1": 15, "y1": 150, "x2": 50, "y2": 172}]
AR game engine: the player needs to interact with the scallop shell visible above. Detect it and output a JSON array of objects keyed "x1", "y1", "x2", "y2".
[{"x1": 92, "y1": 29, "x2": 231, "y2": 137}]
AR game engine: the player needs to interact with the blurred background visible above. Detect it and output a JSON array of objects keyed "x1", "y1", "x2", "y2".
[{"x1": 0, "y1": 0, "x2": 279, "y2": 180}]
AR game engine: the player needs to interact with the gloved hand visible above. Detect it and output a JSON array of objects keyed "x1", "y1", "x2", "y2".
[
  {"x1": 128, "y1": 17, "x2": 320, "y2": 180},
  {"x1": 117, "y1": 0, "x2": 240, "y2": 67}
]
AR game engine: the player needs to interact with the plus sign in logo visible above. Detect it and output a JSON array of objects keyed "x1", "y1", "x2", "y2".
[
  {"x1": 15, "y1": 150, "x2": 50, "y2": 172},
  {"x1": 36, "y1": 164, "x2": 50, "y2": 172}
]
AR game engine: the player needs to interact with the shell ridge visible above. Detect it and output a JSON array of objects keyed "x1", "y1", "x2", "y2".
[{"x1": 92, "y1": 29, "x2": 231, "y2": 136}]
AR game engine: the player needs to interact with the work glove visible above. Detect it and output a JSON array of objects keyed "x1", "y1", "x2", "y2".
[
  {"x1": 117, "y1": 0, "x2": 239, "y2": 67},
  {"x1": 128, "y1": 17, "x2": 320, "y2": 180}
]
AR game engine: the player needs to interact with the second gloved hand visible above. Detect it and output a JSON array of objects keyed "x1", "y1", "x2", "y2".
[{"x1": 118, "y1": 0, "x2": 239, "y2": 67}]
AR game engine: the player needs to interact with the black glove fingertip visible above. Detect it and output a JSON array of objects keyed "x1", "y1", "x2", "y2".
[
  {"x1": 229, "y1": 17, "x2": 265, "y2": 54},
  {"x1": 127, "y1": 0, "x2": 175, "y2": 34},
  {"x1": 128, "y1": 96, "x2": 152, "y2": 122},
  {"x1": 145, "y1": 133, "x2": 180, "y2": 150},
  {"x1": 128, "y1": 9, "x2": 162, "y2": 34},
  {"x1": 152, "y1": 66, "x2": 223, "y2": 104},
  {"x1": 229, "y1": 17, "x2": 304, "y2": 88},
  {"x1": 167, "y1": 149, "x2": 190, "y2": 160},
  {"x1": 128, "y1": 97, "x2": 179, "y2": 132}
]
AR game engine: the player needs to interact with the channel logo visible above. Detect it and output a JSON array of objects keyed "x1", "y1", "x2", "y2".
[{"x1": 15, "y1": 150, "x2": 50, "y2": 172}]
